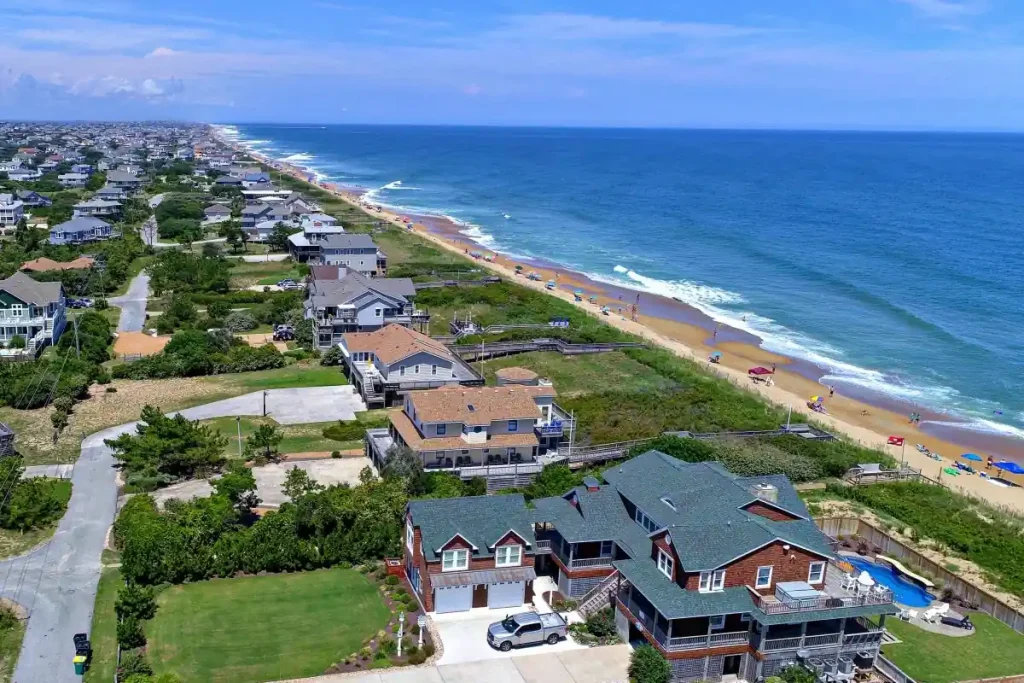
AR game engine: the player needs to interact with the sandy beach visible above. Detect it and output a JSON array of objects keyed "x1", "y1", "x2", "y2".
[{"x1": 225, "y1": 136, "x2": 1024, "y2": 514}]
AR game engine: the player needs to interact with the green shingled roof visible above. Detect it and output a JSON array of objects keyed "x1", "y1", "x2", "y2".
[
  {"x1": 615, "y1": 559, "x2": 755, "y2": 619},
  {"x1": 409, "y1": 494, "x2": 536, "y2": 562}
]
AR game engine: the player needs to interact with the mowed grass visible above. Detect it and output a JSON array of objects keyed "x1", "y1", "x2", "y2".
[
  {"x1": 202, "y1": 364, "x2": 347, "y2": 392},
  {"x1": 0, "y1": 479, "x2": 72, "y2": 560},
  {"x1": 476, "y1": 351, "x2": 679, "y2": 397},
  {"x1": 228, "y1": 261, "x2": 301, "y2": 287},
  {"x1": 83, "y1": 567, "x2": 121, "y2": 683},
  {"x1": 0, "y1": 615, "x2": 24, "y2": 683},
  {"x1": 199, "y1": 416, "x2": 360, "y2": 457},
  {"x1": 882, "y1": 613, "x2": 1024, "y2": 683},
  {"x1": 147, "y1": 569, "x2": 390, "y2": 683}
]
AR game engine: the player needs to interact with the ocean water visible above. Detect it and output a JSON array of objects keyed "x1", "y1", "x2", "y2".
[{"x1": 219, "y1": 124, "x2": 1024, "y2": 445}]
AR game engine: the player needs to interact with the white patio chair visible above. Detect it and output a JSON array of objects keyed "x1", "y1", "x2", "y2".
[
  {"x1": 906, "y1": 609, "x2": 919, "y2": 621},
  {"x1": 922, "y1": 608, "x2": 938, "y2": 622},
  {"x1": 936, "y1": 603, "x2": 951, "y2": 617},
  {"x1": 841, "y1": 573, "x2": 857, "y2": 591}
]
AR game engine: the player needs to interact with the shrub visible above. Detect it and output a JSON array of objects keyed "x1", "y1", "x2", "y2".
[
  {"x1": 331, "y1": 451, "x2": 341, "y2": 459},
  {"x1": 779, "y1": 665, "x2": 817, "y2": 683},
  {"x1": 407, "y1": 652, "x2": 425, "y2": 665},
  {"x1": 584, "y1": 607, "x2": 617, "y2": 638},
  {"x1": 106, "y1": 386, "x2": 117, "y2": 393},
  {"x1": 94, "y1": 298, "x2": 109, "y2": 310},
  {"x1": 0, "y1": 607, "x2": 18, "y2": 631},
  {"x1": 117, "y1": 616, "x2": 147, "y2": 649},
  {"x1": 385, "y1": 574, "x2": 399, "y2": 586},
  {"x1": 422, "y1": 642, "x2": 435, "y2": 658},
  {"x1": 1, "y1": 477, "x2": 70, "y2": 531},
  {"x1": 118, "y1": 650, "x2": 153, "y2": 677},
  {"x1": 378, "y1": 635, "x2": 397, "y2": 656},
  {"x1": 321, "y1": 346, "x2": 343, "y2": 366},
  {"x1": 359, "y1": 647, "x2": 372, "y2": 660},
  {"x1": 224, "y1": 310, "x2": 257, "y2": 332},
  {"x1": 116, "y1": 583, "x2": 157, "y2": 621},
  {"x1": 323, "y1": 416, "x2": 390, "y2": 442},
  {"x1": 629, "y1": 645, "x2": 670, "y2": 683}
]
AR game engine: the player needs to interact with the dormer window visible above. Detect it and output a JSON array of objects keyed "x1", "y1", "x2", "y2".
[
  {"x1": 657, "y1": 549, "x2": 674, "y2": 579},
  {"x1": 634, "y1": 506, "x2": 658, "y2": 533},
  {"x1": 699, "y1": 569, "x2": 726, "y2": 593},
  {"x1": 442, "y1": 549, "x2": 469, "y2": 572},
  {"x1": 496, "y1": 545, "x2": 522, "y2": 567}
]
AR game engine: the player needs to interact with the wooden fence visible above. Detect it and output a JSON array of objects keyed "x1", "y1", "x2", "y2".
[{"x1": 817, "y1": 517, "x2": 1024, "y2": 634}]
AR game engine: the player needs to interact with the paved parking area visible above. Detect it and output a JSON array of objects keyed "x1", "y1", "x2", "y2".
[
  {"x1": 433, "y1": 611, "x2": 586, "y2": 665},
  {"x1": 275, "y1": 645, "x2": 631, "y2": 683},
  {"x1": 176, "y1": 386, "x2": 366, "y2": 425},
  {"x1": 150, "y1": 457, "x2": 374, "y2": 507}
]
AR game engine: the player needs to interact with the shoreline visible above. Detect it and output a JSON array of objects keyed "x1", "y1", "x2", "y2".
[{"x1": 216, "y1": 131, "x2": 1024, "y2": 514}]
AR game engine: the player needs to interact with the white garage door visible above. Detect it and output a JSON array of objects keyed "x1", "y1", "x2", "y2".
[
  {"x1": 434, "y1": 585, "x2": 473, "y2": 613},
  {"x1": 488, "y1": 581, "x2": 525, "y2": 609}
]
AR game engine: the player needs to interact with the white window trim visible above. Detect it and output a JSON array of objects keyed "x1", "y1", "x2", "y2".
[
  {"x1": 699, "y1": 571, "x2": 711, "y2": 592},
  {"x1": 808, "y1": 561, "x2": 826, "y2": 585},
  {"x1": 495, "y1": 545, "x2": 522, "y2": 568},
  {"x1": 657, "y1": 549, "x2": 674, "y2": 579},
  {"x1": 712, "y1": 569, "x2": 726, "y2": 591},
  {"x1": 441, "y1": 549, "x2": 469, "y2": 572},
  {"x1": 406, "y1": 522, "x2": 414, "y2": 552},
  {"x1": 709, "y1": 615, "x2": 726, "y2": 630},
  {"x1": 755, "y1": 565, "x2": 773, "y2": 589}
]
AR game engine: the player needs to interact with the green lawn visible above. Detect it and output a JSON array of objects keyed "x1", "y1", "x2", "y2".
[
  {"x1": 476, "y1": 351, "x2": 680, "y2": 397},
  {"x1": 0, "y1": 615, "x2": 24, "y2": 683},
  {"x1": 0, "y1": 479, "x2": 72, "y2": 560},
  {"x1": 228, "y1": 261, "x2": 301, "y2": 287},
  {"x1": 882, "y1": 613, "x2": 1024, "y2": 683},
  {"x1": 83, "y1": 567, "x2": 121, "y2": 683},
  {"x1": 147, "y1": 569, "x2": 390, "y2": 683},
  {"x1": 199, "y1": 416, "x2": 361, "y2": 457},
  {"x1": 203, "y1": 364, "x2": 347, "y2": 392}
]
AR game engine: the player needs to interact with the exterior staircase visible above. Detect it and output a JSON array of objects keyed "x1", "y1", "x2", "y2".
[{"x1": 577, "y1": 570, "x2": 620, "y2": 618}]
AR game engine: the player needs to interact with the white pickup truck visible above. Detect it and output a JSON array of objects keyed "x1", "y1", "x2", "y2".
[{"x1": 487, "y1": 612, "x2": 568, "y2": 651}]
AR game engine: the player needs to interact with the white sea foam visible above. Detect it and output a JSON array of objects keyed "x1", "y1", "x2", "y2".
[
  {"x1": 613, "y1": 265, "x2": 628, "y2": 274},
  {"x1": 279, "y1": 152, "x2": 314, "y2": 162},
  {"x1": 923, "y1": 418, "x2": 1024, "y2": 441}
]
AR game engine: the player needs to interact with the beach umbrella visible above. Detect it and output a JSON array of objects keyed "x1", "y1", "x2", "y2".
[
  {"x1": 710, "y1": 352, "x2": 722, "y2": 359},
  {"x1": 810, "y1": 395, "x2": 823, "y2": 403},
  {"x1": 574, "y1": 289, "x2": 583, "y2": 295},
  {"x1": 994, "y1": 461, "x2": 1024, "y2": 475},
  {"x1": 961, "y1": 453, "x2": 983, "y2": 462}
]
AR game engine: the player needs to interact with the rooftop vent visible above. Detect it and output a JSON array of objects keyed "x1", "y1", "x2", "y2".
[
  {"x1": 467, "y1": 404, "x2": 475, "y2": 412},
  {"x1": 751, "y1": 482, "x2": 779, "y2": 504},
  {"x1": 582, "y1": 476, "x2": 601, "y2": 492}
]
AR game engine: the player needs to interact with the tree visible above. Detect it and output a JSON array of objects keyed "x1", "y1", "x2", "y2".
[
  {"x1": 244, "y1": 423, "x2": 283, "y2": 462},
  {"x1": 117, "y1": 616, "x2": 147, "y2": 649},
  {"x1": 268, "y1": 222, "x2": 293, "y2": 252},
  {"x1": 104, "y1": 405, "x2": 228, "y2": 481},
  {"x1": 628, "y1": 645, "x2": 670, "y2": 683},
  {"x1": 283, "y1": 466, "x2": 322, "y2": 500},
  {"x1": 85, "y1": 171, "x2": 106, "y2": 191},
  {"x1": 116, "y1": 583, "x2": 157, "y2": 621},
  {"x1": 213, "y1": 462, "x2": 261, "y2": 513},
  {"x1": 381, "y1": 444, "x2": 428, "y2": 494},
  {"x1": 523, "y1": 465, "x2": 582, "y2": 501},
  {"x1": 778, "y1": 665, "x2": 817, "y2": 683}
]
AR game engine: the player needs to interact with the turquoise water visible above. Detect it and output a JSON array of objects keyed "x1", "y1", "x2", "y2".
[
  {"x1": 218, "y1": 124, "x2": 1024, "y2": 456},
  {"x1": 846, "y1": 556, "x2": 934, "y2": 608}
]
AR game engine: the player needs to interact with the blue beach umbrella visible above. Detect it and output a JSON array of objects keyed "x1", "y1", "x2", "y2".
[
  {"x1": 961, "y1": 453, "x2": 983, "y2": 462},
  {"x1": 994, "y1": 461, "x2": 1024, "y2": 475},
  {"x1": 710, "y1": 352, "x2": 722, "y2": 359}
]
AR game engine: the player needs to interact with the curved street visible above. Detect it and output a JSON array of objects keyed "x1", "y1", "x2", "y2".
[{"x1": 0, "y1": 386, "x2": 362, "y2": 682}]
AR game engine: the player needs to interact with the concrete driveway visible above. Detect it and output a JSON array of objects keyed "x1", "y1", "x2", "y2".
[
  {"x1": 272, "y1": 645, "x2": 631, "y2": 683},
  {"x1": 109, "y1": 271, "x2": 150, "y2": 332},
  {"x1": 433, "y1": 611, "x2": 586, "y2": 666},
  {"x1": 151, "y1": 457, "x2": 373, "y2": 508},
  {"x1": 175, "y1": 386, "x2": 366, "y2": 424}
]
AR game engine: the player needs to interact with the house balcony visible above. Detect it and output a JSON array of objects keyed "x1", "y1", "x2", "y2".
[
  {"x1": 535, "y1": 403, "x2": 575, "y2": 437},
  {"x1": 617, "y1": 588, "x2": 749, "y2": 653},
  {"x1": 544, "y1": 536, "x2": 616, "y2": 571},
  {"x1": 756, "y1": 616, "x2": 885, "y2": 653},
  {"x1": 748, "y1": 561, "x2": 895, "y2": 617}
]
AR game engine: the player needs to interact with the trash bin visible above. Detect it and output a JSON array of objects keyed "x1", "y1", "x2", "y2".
[{"x1": 73, "y1": 655, "x2": 87, "y2": 675}]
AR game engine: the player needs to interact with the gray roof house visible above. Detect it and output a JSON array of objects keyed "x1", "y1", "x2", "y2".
[
  {"x1": 0, "y1": 271, "x2": 67, "y2": 354},
  {"x1": 73, "y1": 199, "x2": 122, "y2": 218},
  {"x1": 524, "y1": 451, "x2": 897, "y2": 682},
  {"x1": 319, "y1": 233, "x2": 387, "y2": 275},
  {"x1": 106, "y1": 170, "x2": 145, "y2": 191},
  {"x1": 305, "y1": 266, "x2": 425, "y2": 351},
  {"x1": 49, "y1": 216, "x2": 114, "y2": 245}
]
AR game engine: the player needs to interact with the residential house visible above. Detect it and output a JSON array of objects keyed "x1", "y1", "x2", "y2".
[
  {"x1": 49, "y1": 216, "x2": 114, "y2": 245},
  {"x1": 529, "y1": 451, "x2": 897, "y2": 682},
  {"x1": 203, "y1": 203, "x2": 232, "y2": 224},
  {"x1": 305, "y1": 265, "x2": 427, "y2": 350},
  {"x1": 0, "y1": 194, "x2": 24, "y2": 227},
  {"x1": 0, "y1": 160, "x2": 22, "y2": 172},
  {"x1": 404, "y1": 494, "x2": 539, "y2": 613},
  {"x1": 338, "y1": 324, "x2": 482, "y2": 406},
  {"x1": 58, "y1": 172, "x2": 89, "y2": 188},
  {"x1": 241, "y1": 183, "x2": 291, "y2": 203},
  {"x1": 0, "y1": 271, "x2": 67, "y2": 354},
  {"x1": 94, "y1": 185, "x2": 127, "y2": 202},
  {"x1": 249, "y1": 218, "x2": 298, "y2": 243},
  {"x1": 71, "y1": 164, "x2": 93, "y2": 175},
  {"x1": 7, "y1": 168, "x2": 42, "y2": 182},
  {"x1": 288, "y1": 214, "x2": 345, "y2": 262},
  {"x1": 241, "y1": 171, "x2": 270, "y2": 187},
  {"x1": 73, "y1": 199, "x2": 122, "y2": 219},
  {"x1": 319, "y1": 233, "x2": 387, "y2": 275},
  {"x1": 214, "y1": 175, "x2": 243, "y2": 188},
  {"x1": 106, "y1": 170, "x2": 145, "y2": 194},
  {"x1": 366, "y1": 383, "x2": 572, "y2": 487},
  {"x1": 240, "y1": 202, "x2": 290, "y2": 229},
  {"x1": 16, "y1": 190, "x2": 51, "y2": 207}
]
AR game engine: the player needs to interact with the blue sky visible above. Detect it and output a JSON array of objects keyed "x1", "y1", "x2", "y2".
[{"x1": 1, "y1": 0, "x2": 1022, "y2": 129}]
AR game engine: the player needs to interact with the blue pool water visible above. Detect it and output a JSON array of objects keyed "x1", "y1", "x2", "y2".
[{"x1": 846, "y1": 556, "x2": 934, "y2": 608}]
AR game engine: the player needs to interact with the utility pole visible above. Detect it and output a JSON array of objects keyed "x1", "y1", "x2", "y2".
[
  {"x1": 73, "y1": 316, "x2": 80, "y2": 358},
  {"x1": 263, "y1": 390, "x2": 268, "y2": 417}
]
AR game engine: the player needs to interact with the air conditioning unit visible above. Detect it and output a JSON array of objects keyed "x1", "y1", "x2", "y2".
[
  {"x1": 837, "y1": 656, "x2": 855, "y2": 675},
  {"x1": 807, "y1": 658, "x2": 825, "y2": 675},
  {"x1": 853, "y1": 651, "x2": 875, "y2": 669}
]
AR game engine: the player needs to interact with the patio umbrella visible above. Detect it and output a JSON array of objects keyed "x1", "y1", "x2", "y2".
[
  {"x1": 857, "y1": 571, "x2": 875, "y2": 588},
  {"x1": 961, "y1": 453, "x2": 983, "y2": 462},
  {"x1": 994, "y1": 461, "x2": 1024, "y2": 475}
]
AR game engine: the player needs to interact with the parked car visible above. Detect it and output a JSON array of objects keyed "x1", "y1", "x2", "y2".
[
  {"x1": 272, "y1": 324, "x2": 295, "y2": 341},
  {"x1": 487, "y1": 612, "x2": 567, "y2": 651},
  {"x1": 277, "y1": 278, "x2": 302, "y2": 290}
]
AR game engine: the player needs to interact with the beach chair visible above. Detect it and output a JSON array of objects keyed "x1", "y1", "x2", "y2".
[
  {"x1": 922, "y1": 608, "x2": 938, "y2": 623},
  {"x1": 841, "y1": 573, "x2": 857, "y2": 591},
  {"x1": 936, "y1": 603, "x2": 951, "y2": 617},
  {"x1": 907, "y1": 610, "x2": 919, "y2": 621}
]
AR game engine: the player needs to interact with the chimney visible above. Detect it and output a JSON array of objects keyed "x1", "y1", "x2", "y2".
[
  {"x1": 751, "y1": 482, "x2": 779, "y2": 504},
  {"x1": 582, "y1": 476, "x2": 601, "y2": 493}
]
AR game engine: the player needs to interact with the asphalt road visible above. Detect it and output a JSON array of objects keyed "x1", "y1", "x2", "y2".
[
  {"x1": 108, "y1": 271, "x2": 150, "y2": 333},
  {"x1": 0, "y1": 388, "x2": 367, "y2": 682}
]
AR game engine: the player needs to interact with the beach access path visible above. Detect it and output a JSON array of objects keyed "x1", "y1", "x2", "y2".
[
  {"x1": 0, "y1": 386, "x2": 363, "y2": 683},
  {"x1": 320, "y1": 184, "x2": 1024, "y2": 514},
  {"x1": 109, "y1": 271, "x2": 150, "y2": 333}
]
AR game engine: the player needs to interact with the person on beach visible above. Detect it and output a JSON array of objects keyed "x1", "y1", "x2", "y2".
[
  {"x1": 712, "y1": 327, "x2": 718, "y2": 341},
  {"x1": 829, "y1": 386, "x2": 835, "y2": 398}
]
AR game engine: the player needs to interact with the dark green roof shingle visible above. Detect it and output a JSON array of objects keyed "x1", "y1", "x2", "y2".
[
  {"x1": 409, "y1": 494, "x2": 536, "y2": 562},
  {"x1": 615, "y1": 559, "x2": 755, "y2": 619}
]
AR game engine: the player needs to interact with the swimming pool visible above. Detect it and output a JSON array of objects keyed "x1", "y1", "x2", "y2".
[{"x1": 845, "y1": 556, "x2": 934, "y2": 608}]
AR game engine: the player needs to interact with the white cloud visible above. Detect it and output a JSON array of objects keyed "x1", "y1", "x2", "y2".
[
  {"x1": 894, "y1": 0, "x2": 988, "y2": 19},
  {"x1": 493, "y1": 13, "x2": 771, "y2": 42},
  {"x1": 145, "y1": 47, "x2": 179, "y2": 58}
]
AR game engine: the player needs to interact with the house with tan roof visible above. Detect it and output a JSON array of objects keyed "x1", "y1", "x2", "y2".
[
  {"x1": 338, "y1": 323, "x2": 482, "y2": 406},
  {"x1": 20, "y1": 256, "x2": 96, "y2": 273},
  {"x1": 365, "y1": 382, "x2": 574, "y2": 487}
]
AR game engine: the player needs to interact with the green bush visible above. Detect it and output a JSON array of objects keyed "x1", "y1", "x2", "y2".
[
  {"x1": 117, "y1": 616, "x2": 147, "y2": 649},
  {"x1": 378, "y1": 635, "x2": 397, "y2": 656},
  {"x1": 116, "y1": 583, "x2": 157, "y2": 621},
  {"x1": 628, "y1": 644, "x2": 670, "y2": 683},
  {"x1": 779, "y1": 665, "x2": 817, "y2": 683},
  {"x1": 584, "y1": 607, "x2": 617, "y2": 638},
  {"x1": 1, "y1": 477, "x2": 70, "y2": 531},
  {"x1": 322, "y1": 416, "x2": 389, "y2": 442},
  {"x1": 385, "y1": 575, "x2": 399, "y2": 586},
  {"x1": 224, "y1": 310, "x2": 257, "y2": 332},
  {"x1": 118, "y1": 650, "x2": 153, "y2": 677}
]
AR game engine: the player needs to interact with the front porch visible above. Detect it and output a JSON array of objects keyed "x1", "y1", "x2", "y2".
[{"x1": 752, "y1": 614, "x2": 886, "y2": 653}]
